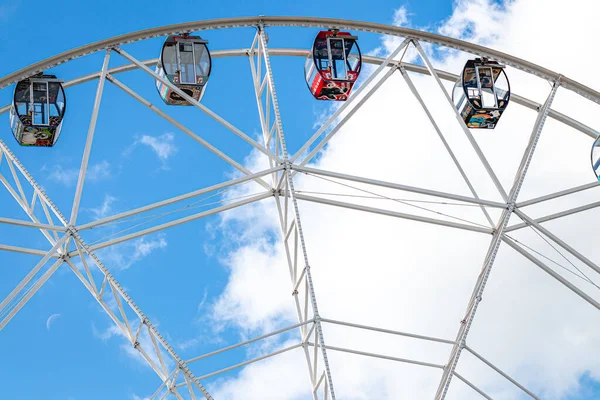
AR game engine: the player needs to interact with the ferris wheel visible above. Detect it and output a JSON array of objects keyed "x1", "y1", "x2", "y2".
[{"x1": 1, "y1": 16, "x2": 600, "y2": 400}]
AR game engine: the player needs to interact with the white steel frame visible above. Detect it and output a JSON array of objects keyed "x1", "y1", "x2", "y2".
[{"x1": 1, "y1": 16, "x2": 599, "y2": 400}]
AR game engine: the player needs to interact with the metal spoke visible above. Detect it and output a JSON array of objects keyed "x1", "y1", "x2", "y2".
[
  {"x1": 412, "y1": 39, "x2": 509, "y2": 202},
  {"x1": 291, "y1": 38, "x2": 410, "y2": 165},
  {"x1": 434, "y1": 79, "x2": 560, "y2": 400},
  {"x1": 2, "y1": 16, "x2": 600, "y2": 400},
  {"x1": 70, "y1": 50, "x2": 111, "y2": 225},
  {"x1": 252, "y1": 26, "x2": 337, "y2": 399},
  {"x1": 399, "y1": 65, "x2": 494, "y2": 227},
  {"x1": 112, "y1": 46, "x2": 280, "y2": 165}
]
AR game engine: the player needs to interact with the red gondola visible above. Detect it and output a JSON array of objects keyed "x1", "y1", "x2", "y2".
[{"x1": 304, "y1": 30, "x2": 362, "y2": 101}]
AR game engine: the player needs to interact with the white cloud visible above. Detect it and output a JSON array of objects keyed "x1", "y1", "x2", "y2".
[
  {"x1": 125, "y1": 132, "x2": 178, "y2": 169},
  {"x1": 46, "y1": 165, "x2": 79, "y2": 187},
  {"x1": 87, "y1": 160, "x2": 112, "y2": 181},
  {"x1": 45, "y1": 160, "x2": 112, "y2": 187},
  {"x1": 204, "y1": 1, "x2": 600, "y2": 399},
  {"x1": 87, "y1": 194, "x2": 117, "y2": 219},
  {"x1": 97, "y1": 233, "x2": 168, "y2": 271},
  {"x1": 392, "y1": 5, "x2": 410, "y2": 27}
]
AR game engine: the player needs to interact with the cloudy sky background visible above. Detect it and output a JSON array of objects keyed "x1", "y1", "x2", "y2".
[
  {"x1": 205, "y1": 1, "x2": 600, "y2": 399},
  {"x1": 1, "y1": 0, "x2": 600, "y2": 399}
]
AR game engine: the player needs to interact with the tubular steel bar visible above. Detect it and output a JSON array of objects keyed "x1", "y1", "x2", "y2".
[
  {"x1": 86, "y1": 192, "x2": 272, "y2": 252},
  {"x1": 187, "y1": 320, "x2": 314, "y2": 364},
  {"x1": 295, "y1": 66, "x2": 397, "y2": 170},
  {"x1": 0, "y1": 216, "x2": 66, "y2": 231},
  {"x1": 517, "y1": 181, "x2": 600, "y2": 208},
  {"x1": 413, "y1": 40, "x2": 508, "y2": 203},
  {"x1": 256, "y1": 26, "x2": 337, "y2": 399},
  {"x1": 70, "y1": 230, "x2": 214, "y2": 399},
  {"x1": 0, "y1": 145, "x2": 214, "y2": 399},
  {"x1": 1, "y1": 16, "x2": 599, "y2": 105},
  {"x1": 77, "y1": 166, "x2": 281, "y2": 231},
  {"x1": 434, "y1": 80, "x2": 560, "y2": 400},
  {"x1": 0, "y1": 244, "x2": 61, "y2": 258},
  {"x1": 453, "y1": 372, "x2": 493, "y2": 400},
  {"x1": 506, "y1": 200, "x2": 600, "y2": 232},
  {"x1": 0, "y1": 259, "x2": 64, "y2": 331},
  {"x1": 112, "y1": 47, "x2": 280, "y2": 164},
  {"x1": 306, "y1": 342, "x2": 445, "y2": 370},
  {"x1": 188, "y1": 343, "x2": 304, "y2": 382},
  {"x1": 513, "y1": 208, "x2": 600, "y2": 276},
  {"x1": 464, "y1": 345, "x2": 541, "y2": 400},
  {"x1": 295, "y1": 193, "x2": 492, "y2": 234},
  {"x1": 106, "y1": 74, "x2": 272, "y2": 191},
  {"x1": 293, "y1": 165, "x2": 506, "y2": 208},
  {"x1": 290, "y1": 38, "x2": 410, "y2": 164},
  {"x1": 502, "y1": 236, "x2": 600, "y2": 310},
  {"x1": 0, "y1": 235, "x2": 68, "y2": 317},
  {"x1": 320, "y1": 318, "x2": 456, "y2": 345},
  {"x1": 399, "y1": 64, "x2": 494, "y2": 227},
  {"x1": 69, "y1": 50, "x2": 111, "y2": 225}
]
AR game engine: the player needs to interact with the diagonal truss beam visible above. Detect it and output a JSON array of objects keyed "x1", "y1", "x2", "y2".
[
  {"x1": 413, "y1": 39, "x2": 509, "y2": 203},
  {"x1": 0, "y1": 153, "x2": 214, "y2": 397},
  {"x1": 506, "y1": 199, "x2": 600, "y2": 232},
  {"x1": 464, "y1": 345, "x2": 541, "y2": 400},
  {"x1": 434, "y1": 79, "x2": 560, "y2": 400},
  {"x1": 502, "y1": 236, "x2": 600, "y2": 310},
  {"x1": 0, "y1": 258, "x2": 65, "y2": 331},
  {"x1": 70, "y1": 50, "x2": 111, "y2": 225},
  {"x1": 398, "y1": 64, "x2": 494, "y2": 227},
  {"x1": 250, "y1": 26, "x2": 337, "y2": 399},
  {"x1": 0, "y1": 235, "x2": 69, "y2": 329},
  {"x1": 111, "y1": 46, "x2": 281, "y2": 166},
  {"x1": 84, "y1": 192, "x2": 272, "y2": 252},
  {"x1": 0, "y1": 243, "x2": 61, "y2": 258},
  {"x1": 106, "y1": 73, "x2": 272, "y2": 191},
  {"x1": 66, "y1": 231, "x2": 214, "y2": 399},
  {"x1": 294, "y1": 66, "x2": 396, "y2": 172},
  {"x1": 517, "y1": 180, "x2": 600, "y2": 208},
  {"x1": 77, "y1": 166, "x2": 281, "y2": 231},
  {"x1": 293, "y1": 165, "x2": 506, "y2": 208},
  {"x1": 513, "y1": 208, "x2": 600, "y2": 276},
  {"x1": 0, "y1": 143, "x2": 67, "y2": 248},
  {"x1": 290, "y1": 38, "x2": 410, "y2": 165},
  {"x1": 295, "y1": 193, "x2": 492, "y2": 234}
]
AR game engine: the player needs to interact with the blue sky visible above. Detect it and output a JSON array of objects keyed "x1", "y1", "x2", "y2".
[{"x1": 1, "y1": 0, "x2": 600, "y2": 399}]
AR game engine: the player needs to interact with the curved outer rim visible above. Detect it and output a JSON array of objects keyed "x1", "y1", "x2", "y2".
[
  {"x1": 0, "y1": 49, "x2": 598, "y2": 140},
  {"x1": 0, "y1": 15, "x2": 599, "y2": 105}
]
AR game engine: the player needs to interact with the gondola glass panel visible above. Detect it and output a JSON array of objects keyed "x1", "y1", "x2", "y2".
[
  {"x1": 452, "y1": 58, "x2": 510, "y2": 129},
  {"x1": 9, "y1": 73, "x2": 66, "y2": 147},
  {"x1": 304, "y1": 30, "x2": 362, "y2": 101},
  {"x1": 155, "y1": 34, "x2": 212, "y2": 105},
  {"x1": 591, "y1": 136, "x2": 600, "y2": 179}
]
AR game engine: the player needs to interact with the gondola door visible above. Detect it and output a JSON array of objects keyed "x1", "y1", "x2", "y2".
[
  {"x1": 327, "y1": 37, "x2": 346, "y2": 80},
  {"x1": 31, "y1": 80, "x2": 50, "y2": 126},
  {"x1": 176, "y1": 41, "x2": 196, "y2": 85},
  {"x1": 475, "y1": 65, "x2": 497, "y2": 109}
]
